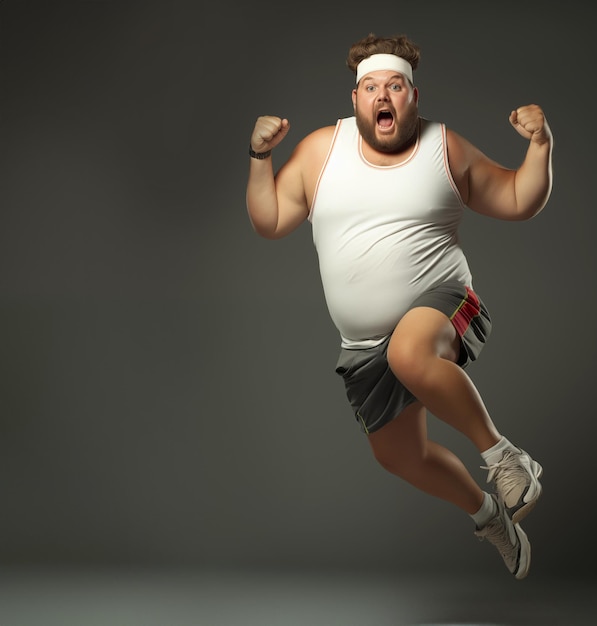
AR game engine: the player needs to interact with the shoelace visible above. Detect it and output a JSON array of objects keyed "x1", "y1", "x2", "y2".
[
  {"x1": 481, "y1": 450, "x2": 526, "y2": 491},
  {"x1": 478, "y1": 518, "x2": 517, "y2": 561}
]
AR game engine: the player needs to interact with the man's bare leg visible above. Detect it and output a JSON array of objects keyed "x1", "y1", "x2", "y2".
[
  {"x1": 367, "y1": 401, "x2": 483, "y2": 514},
  {"x1": 387, "y1": 306, "x2": 500, "y2": 452},
  {"x1": 385, "y1": 305, "x2": 542, "y2": 524},
  {"x1": 367, "y1": 401, "x2": 531, "y2": 579}
]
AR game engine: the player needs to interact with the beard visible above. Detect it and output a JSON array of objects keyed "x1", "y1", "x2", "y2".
[{"x1": 355, "y1": 106, "x2": 419, "y2": 154}]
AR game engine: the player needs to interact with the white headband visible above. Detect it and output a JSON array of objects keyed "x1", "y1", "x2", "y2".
[{"x1": 355, "y1": 53, "x2": 414, "y2": 85}]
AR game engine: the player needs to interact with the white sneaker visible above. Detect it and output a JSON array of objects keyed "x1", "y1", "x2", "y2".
[
  {"x1": 483, "y1": 447, "x2": 543, "y2": 523},
  {"x1": 474, "y1": 494, "x2": 531, "y2": 580}
]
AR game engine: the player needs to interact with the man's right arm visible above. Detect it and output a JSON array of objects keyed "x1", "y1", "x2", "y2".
[{"x1": 246, "y1": 116, "x2": 309, "y2": 240}]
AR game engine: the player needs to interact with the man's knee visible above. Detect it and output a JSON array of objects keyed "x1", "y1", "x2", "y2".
[
  {"x1": 388, "y1": 308, "x2": 460, "y2": 384},
  {"x1": 387, "y1": 331, "x2": 426, "y2": 386}
]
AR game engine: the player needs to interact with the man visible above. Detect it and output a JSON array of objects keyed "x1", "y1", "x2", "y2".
[{"x1": 245, "y1": 33, "x2": 553, "y2": 580}]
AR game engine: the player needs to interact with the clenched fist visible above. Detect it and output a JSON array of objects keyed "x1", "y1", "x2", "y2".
[
  {"x1": 509, "y1": 104, "x2": 552, "y2": 146},
  {"x1": 250, "y1": 116, "x2": 291, "y2": 154}
]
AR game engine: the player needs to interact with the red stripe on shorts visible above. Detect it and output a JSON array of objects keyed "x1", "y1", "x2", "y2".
[{"x1": 450, "y1": 286, "x2": 480, "y2": 337}]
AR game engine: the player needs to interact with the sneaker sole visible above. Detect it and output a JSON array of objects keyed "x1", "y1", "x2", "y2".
[
  {"x1": 509, "y1": 460, "x2": 543, "y2": 524},
  {"x1": 514, "y1": 523, "x2": 531, "y2": 580}
]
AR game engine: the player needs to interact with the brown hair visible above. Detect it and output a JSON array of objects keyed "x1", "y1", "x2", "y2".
[{"x1": 346, "y1": 33, "x2": 421, "y2": 77}]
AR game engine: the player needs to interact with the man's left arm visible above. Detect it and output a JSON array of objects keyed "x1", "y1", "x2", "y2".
[{"x1": 450, "y1": 104, "x2": 554, "y2": 221}]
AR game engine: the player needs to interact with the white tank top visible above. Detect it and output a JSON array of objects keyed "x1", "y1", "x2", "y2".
[{"x1": 309, "y1": 116, "x2": 472, "y2": 349}]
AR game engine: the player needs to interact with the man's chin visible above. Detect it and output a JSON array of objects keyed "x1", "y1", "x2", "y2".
[{"x1": 372, "y1": 136, "x2": 400, "y2": 153}]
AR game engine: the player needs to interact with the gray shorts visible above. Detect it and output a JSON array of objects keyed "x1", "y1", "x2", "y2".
[{"x1": 335, "y1": 280, "x2": 492, "y2": 434}]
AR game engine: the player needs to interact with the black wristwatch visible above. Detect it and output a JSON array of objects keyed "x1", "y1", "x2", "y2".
[{"x1": 249, "y1": 145, "x2": 272, "y2": 160}]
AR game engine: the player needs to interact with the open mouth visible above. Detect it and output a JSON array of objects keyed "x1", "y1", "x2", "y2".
[{"x1": 377, "y1": 110, "x2": 394, "y2": 129}]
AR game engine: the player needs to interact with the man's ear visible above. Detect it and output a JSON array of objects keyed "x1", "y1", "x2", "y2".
[{"x1": 351, "y1": 88, "x2": 357, "y2": 110}]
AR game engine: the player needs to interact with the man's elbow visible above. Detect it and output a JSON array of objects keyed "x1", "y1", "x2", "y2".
[{"x1": 249, "y1": 218, "x2": 283, "y2": 240}]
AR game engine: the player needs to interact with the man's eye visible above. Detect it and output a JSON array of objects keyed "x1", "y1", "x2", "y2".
[
  {"x1": 366, "y1": 85, "x2": 375, "y2": 92},
  {"x1": 390, "y1": 84, "x2": 402, "y2": 91}
]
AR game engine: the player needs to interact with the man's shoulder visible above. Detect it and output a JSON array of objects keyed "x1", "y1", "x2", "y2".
[
  {"x1": 301, "y1": 123, "x2": 338, "y2": 150},
  {"x1": 310, "y1": 116, "x2": 355, "y2": 135},
  {"x1": 297, "y1": 117, "x2": 357, "y2": 162}
]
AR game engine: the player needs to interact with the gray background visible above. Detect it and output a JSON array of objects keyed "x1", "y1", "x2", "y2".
[{"x1": 0, "y1": 0, "x2": 595, "y2": 611}]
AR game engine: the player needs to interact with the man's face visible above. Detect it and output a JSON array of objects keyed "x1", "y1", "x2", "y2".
[{"x1": 352, "y1": 70, "x2": 419, "y2": 153}]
